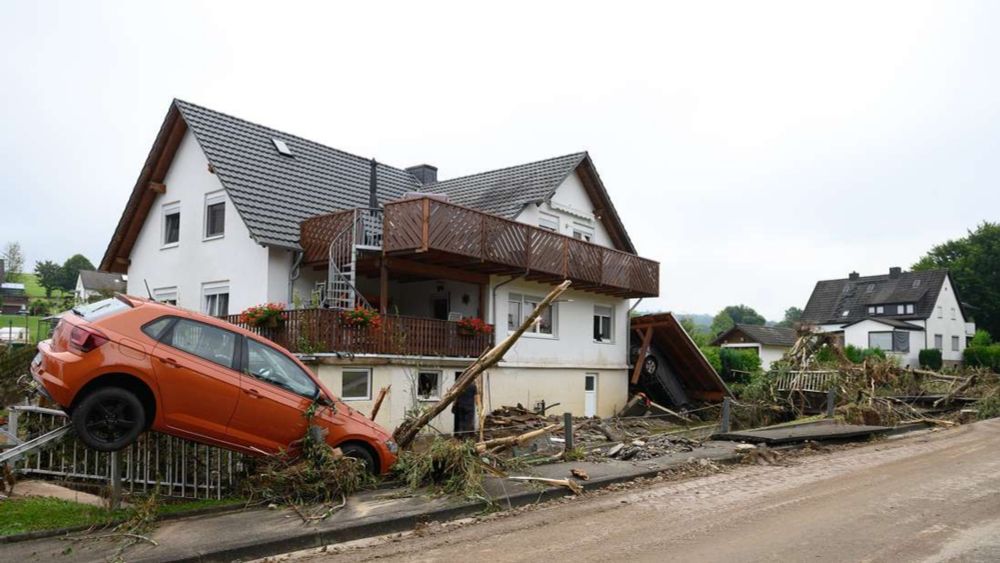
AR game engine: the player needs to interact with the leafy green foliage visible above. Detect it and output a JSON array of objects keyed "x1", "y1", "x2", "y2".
[
  {"x1": 919, "y1": 349, "x2": 943, "y2": 370},
  {"x1": 844, "y1": 345, "x2": 886, "y2": 364},
  {"x1": 701, "y1": 346, "x2": 722, "y2": 374},
  {"x1": 393, "y1": 437, "x2": 487, "y2": 500},
  {"x1": 33, "y1": 260, "x2": 62, "y2": 297},
  {"x1": 971, "y1": 330, "x2": 993, "y2": 347},
  {"x1": 976, "y1": 394, "x2": 1000, "y2": 420},
  {"x1": 2, "y1": 242, "x2": 25, "y2": 278},
  {"x1": 58, "y1": 254, "x2": 95, "y2": 291},
  {"x1": 914, "y1": 221, "x2": 1000, "y2": 338},
  {"x1": 719, "y1": 347, "x2": 761, "y2": 384},
  {"x1": 711, "y1": 305, "x2": 766, "y2": 336},
  {"x1": 965, "y1": 344, "x2": 1000, "y2": 371},
  {"x1": 775, "y1": 306, "x2": 803, "y2": 328}
]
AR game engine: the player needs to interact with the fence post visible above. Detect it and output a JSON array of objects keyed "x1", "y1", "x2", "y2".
[
  {"x1": 109, "y1": 451, "x2": 122, "y2": 510},
  {"x1": 720, "y1": 397, "x2": 731, "y2": 433},
  {"x1": 827, "y1": 387, "x2": 837, "y2": 418},
  {"x1": 563, "y1": 412, "x2": 574, "y2": 453},
  {"x1": 7, "y1": 408, "x2": 18, "y2": 439}
]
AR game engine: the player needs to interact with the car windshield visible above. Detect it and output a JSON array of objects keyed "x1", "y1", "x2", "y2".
[{"x1": 72, "y1": 297, "x2": 132, "y2": 322}]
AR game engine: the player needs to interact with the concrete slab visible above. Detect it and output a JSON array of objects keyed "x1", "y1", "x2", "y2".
[{"x1": 712, "y1": 421, "x2": 892, "y2": 445}]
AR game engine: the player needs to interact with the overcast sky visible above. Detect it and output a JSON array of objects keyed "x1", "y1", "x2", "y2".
[{"x1": 2, "y1": 1, "x2": 998, "y2": 320}]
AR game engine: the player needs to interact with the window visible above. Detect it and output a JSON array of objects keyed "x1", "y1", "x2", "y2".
[
  {"x1": 508, "y1": 293, "x2": 556, "y2": 335},
  {"x1": 869, "y1": 332, "x2": 892, "y2": 351},
  {"x1": 952, "y1": 335, "x2": 960, "y2": 352},
  {"x1": 951, "y1": 308, "x2": 956, "y2": 320},
  {"x1": 934, "y1": 334, "x2": 943, "y2": 350},
  {"x1": 167, "y1": 319, "x2": 237, "y2": 368},
  {"x1": 244, "y1": 339, "x2": 318, "y2": 398},
  {"x1": 202, "y1": 282, "x2": 229, "y2": 317},
  {"x1": 897, "y1": 304, "x2": 907, "y2": 315},
  {"x1": 913, "y1": 279, "x2": 921, "y2": 288},
  {"x1": 417, "y1": 371, "x2": 442, "y2": 401},
  {"x1": 866, "y1": 284, "x2": 875, "y2": 293},
  {"x1": 142, "y1": 316, "x2": 174, "y2": 341},
  {"x1": 937, "y1": 306, "x2": 943, "y2": 319},
  {"x1": 876, "y1": 306, "x2": 884, "y2": 315},
  {"x1": 153, "y1": 286, "x2": 178, "y2": 306},
  {"x1": 572, "y1": 223, "x2": 594, "y2": 242},
  {"x1": 162, "y1": 202, "x2": 180, "y2": 246},
  {"x1": 204, "y1": 192, "x2": 225, "y2": 239},
  {"x1": 272, "y1": 138, "x2": 293, "y2": 156},
  {"x1": 538, "y1": 212, "x2": 559, "y2": 233},
  {"x1": 72, "y1": 297, "x2": 132, "y2": 322},
  {"x1": 841, "y1": 310, "x2": 850, "y2": 317},
  {"x1": 906, "y1": 304, "x2": 914, "y2": 315},
  {"x1": 868, "y1": 306, "x2": 875, "y2": 315},
  {"x1": 593, "y1": 305, "x2": 613, "y2": 342},
  {"x1": 341, "y1": 369, "x2": 371, "y2": 401}
]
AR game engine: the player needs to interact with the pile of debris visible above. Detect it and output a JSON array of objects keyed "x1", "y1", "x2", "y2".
[
  {"x1": 590, "y1": 434, "x2": 701, "y2": 462},
  {"x1": 482, "y1": 405, "x2": 552, "y2": 441}
]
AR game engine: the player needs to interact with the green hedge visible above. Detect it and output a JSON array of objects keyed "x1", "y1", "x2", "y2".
[
  {"x1": 919, "y1": 349, "x2": 943, "y2": 370},
  {"x1": 719, "y1": 347, "x2": 761, "y2": 385},
  {"x1": 965, "y1": 344, "x2": 1000, "y2": 371},
  {"x1": 845, "y1": 345, "x2": 887, "y2": 364}
]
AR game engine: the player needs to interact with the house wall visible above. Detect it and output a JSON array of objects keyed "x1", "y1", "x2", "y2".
[
  {"x1": 925, "y1": 275, "x2": 968, "y2": 363},
  {"x1": 311, "y1": 361, "x2": 628, "y2": 433},
  {"x1": 514, "y1": 171, "x2": 615, "y2": 248},
  {"x1": 841, "y1": 319, "x2": 924, "y2": 368},
  {"x1": 126, "y1": 129, "x2": 270, "y2": 314}
]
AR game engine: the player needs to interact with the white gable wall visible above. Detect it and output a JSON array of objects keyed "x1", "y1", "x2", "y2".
[
  {"x1": 514, "y1": 171, "x2": 615, "y2": 249},
  {"x1": 925, "y1": 275, "x2": 968, "y2": 362},
  {"x1": 126, "y1": 129, "x2": 271, "y2": 314},
  {"x1": 842, "y1": 319, "x2": 923, "y2": 368}
]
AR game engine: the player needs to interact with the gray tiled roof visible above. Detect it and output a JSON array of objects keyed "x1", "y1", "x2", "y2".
[
  {"x1": 174, "y1": 100, "x2": 597, "y2": 251},
  {"x1": 175, "y1": 100, "x2": 421, "y2": 249},
  {"x1": 842, "y1": 318, "x2": 924, "y2": 330},
  {"x1": 78, "y1": 270, "x2": 126, "y2": 293},
  {"x1": 713, "y1": 324, "x2": 798, "y2": 347},
  {"x1": 800, "y1": 269, "x2": 950, "y2": 325},
  {"x1": 425, "y1": 153, "x2": 587, "y2": 219}
]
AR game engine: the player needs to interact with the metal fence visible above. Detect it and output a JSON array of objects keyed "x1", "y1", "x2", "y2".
[
  {"x1": 772, "y1": 370, "x2": 840, "y2": 393},
  {"x1": 5, "y1": 405, "x2": 248, "y2": 500}
]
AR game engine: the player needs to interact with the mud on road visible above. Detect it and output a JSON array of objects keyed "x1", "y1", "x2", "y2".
[{"x1": 275, "y1": 419, "x2": 1000, "y2": 563}]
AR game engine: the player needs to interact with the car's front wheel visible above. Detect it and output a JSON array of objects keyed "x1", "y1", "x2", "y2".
[
  {"x1": 72, "y1": 387, "x2": 145, "y2": 452},
  {"x1": 339, "y1": 443, "x2": 377, "y2": 474}
]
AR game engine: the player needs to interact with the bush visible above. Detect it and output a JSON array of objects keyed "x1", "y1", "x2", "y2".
[
  {"x1": 700, "y1": 346, "x2": 722, "y2": 374},
  {"x1": 971, "y1": 329, "x2": 993, "y2": 347},
  {"x1": 719, "y1": 347, "x2": 762, "y2": 385},
  {"x1": 844, "y1": 345, "x2": 864, "y2": 364},
  {"x1": 28, "y1": 299, "x2": 50, "y2": 316},
  {"x1": 919, "y1": 349, "x2": 943, "y2": 370},
  {"x1": 965, "y1": 344, "x2": 1000, "y2": 371}
]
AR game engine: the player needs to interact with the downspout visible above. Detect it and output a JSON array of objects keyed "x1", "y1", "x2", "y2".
[
  {"x1": 369, "y1": 158, "x2": 379, "y2": 208},
  {"x1": 288, "y1": 250, "x2": 304, "y2": 308}
]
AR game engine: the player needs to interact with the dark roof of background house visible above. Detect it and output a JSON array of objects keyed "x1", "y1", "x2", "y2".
[
  {"x1": 78, "y1": 270, "x2": 127, "y2": 293},
  {"x1": 800, "y1": 269, "x2": 952, "y2": 325},
  {"x1": 102, "y1": 100, "x2": 637, "y2": 269},
  {"x1": 841, "y1": 317, "x2": 924, "y2": 330},
  {"x1": 427, "y1": 153, "x2": 587, "y2": 219},
  {"x1": 712, "y1": 324, "x2": 798, "y2": 347}
]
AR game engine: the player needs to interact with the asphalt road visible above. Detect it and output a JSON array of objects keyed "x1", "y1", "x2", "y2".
[{"x1": 292, "y1": 419, "x2": 1000, "y2": 562}]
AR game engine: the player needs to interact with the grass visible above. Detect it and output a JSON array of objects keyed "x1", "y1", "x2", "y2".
[
  {"x1": 0, "y1": 315, "x2": 51, "y2": 342},
  {"x1": 0, "y1": 495, "x2": 248, "y2": 537},
  {"x1": 5, "y1": 273, "x2": 67, "y2": 300},
  {"x1": 0, "y1": 497, "x2": 124, "y2": 536}
]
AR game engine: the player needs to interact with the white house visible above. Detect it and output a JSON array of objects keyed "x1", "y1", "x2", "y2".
[
  {"x1": 74, "y1": 270, "x2": 127, "y2": 304},
  {"x1": 800, "y1": 267, "x2": 975, "y2": 367},
  {"x1": 99, "y1": 100, "x2": 660, "y2": 433},
  {"x1": 711, "y1": 324, "x2": 797, "y2": 371}
]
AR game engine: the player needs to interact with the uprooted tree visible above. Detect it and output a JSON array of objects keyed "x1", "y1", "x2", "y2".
[{"x1": 393, "y1": 280, "x2": 571, "y2": 450}]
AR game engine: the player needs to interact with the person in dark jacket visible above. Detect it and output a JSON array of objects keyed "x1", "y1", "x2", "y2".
[{"x1": 452, "y1": 383, "x2": 478, "y2": 438}]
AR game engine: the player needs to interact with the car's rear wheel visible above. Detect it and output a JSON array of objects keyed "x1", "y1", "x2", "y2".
[
  {"x1": 72, "y1": 387, "x2": 145, "y2": 452},
  {"x1": 340, "y1": 443, "x2": 377, "y2": 474}
]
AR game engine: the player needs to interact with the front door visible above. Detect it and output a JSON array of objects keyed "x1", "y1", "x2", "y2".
[
  {"x1": 151, "y1": 318, "x2": 241, "y2": 442},
  {"x1": 584, "y1": 373, "x2": 598, "y2": 417},
  {"x1": 226, "y1": 338, "x2": 318, "y2": 453}
]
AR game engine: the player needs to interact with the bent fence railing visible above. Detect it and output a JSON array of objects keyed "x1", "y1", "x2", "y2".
[
  {"x1": 772, "y1": 370, "x2": 841, "y2": 393},
  {"x1": 3, "y1": 405, "x2": 247, "y2": 500}
]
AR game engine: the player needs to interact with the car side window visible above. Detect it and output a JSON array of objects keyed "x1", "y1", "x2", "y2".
[
  {"x1": 167, "y1": 319, "x2": 237, "y2": 369},
  {"x1": 244, "y1": 339, "x2": 318, "y2": 399},
  {"x1": 142, "y1": 316, "x2": 175, "y2": 341}
]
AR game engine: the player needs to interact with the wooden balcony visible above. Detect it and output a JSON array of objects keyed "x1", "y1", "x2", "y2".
[
  {"x1": 301, "y1": 197, "x2": 660, "y2": 298},
  {"x1": 223, "y1": 309, "x2": 494, "y2": 358}
]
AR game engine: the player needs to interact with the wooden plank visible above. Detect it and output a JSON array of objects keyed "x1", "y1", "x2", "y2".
[{"x1": 630, "y1": 327, "x2": 653, "y2": 385}]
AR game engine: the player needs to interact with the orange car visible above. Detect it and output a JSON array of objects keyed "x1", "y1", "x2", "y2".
[{"x1": 31, "y1": 295, "x2": 397, "y2": 473}]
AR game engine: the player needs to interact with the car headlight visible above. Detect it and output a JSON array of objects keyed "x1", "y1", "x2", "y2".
[{"x1": 385, "y1": 440, "x2": 398, "y2": 454}]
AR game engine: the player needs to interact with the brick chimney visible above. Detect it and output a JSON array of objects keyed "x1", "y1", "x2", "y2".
[
  {"x1": 889, "y1": 266, "x2": 902, "y2": 279},
  {"x1": 406, "y1": 164, "x2": 438, "y2": 185},
  {"x1": 848, "y1": 271, "x2": 860, "y2": 281}
]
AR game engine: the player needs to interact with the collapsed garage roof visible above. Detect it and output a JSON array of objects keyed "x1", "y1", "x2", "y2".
[{"x1": 631, "y1": 313, "x2": 731, "y2": 402}]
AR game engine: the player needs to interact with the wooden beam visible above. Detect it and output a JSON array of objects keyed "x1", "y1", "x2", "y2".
[
  {"x1": 630, "y1": 327, "x2": 653, "y2": 385},
  {"x1": 114, "y1": 257, "x2": 130, "y2": 266},
  {"x1": 147, "y1": 182, "x2": 166, "y2": 194}
]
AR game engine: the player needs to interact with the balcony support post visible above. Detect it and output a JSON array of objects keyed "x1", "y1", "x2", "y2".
[{"x1": 379, "y1": 259, "x2": 389, "y2": 315}]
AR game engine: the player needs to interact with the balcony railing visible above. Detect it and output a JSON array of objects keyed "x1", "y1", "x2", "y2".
[
  {"x1": 222, "y1": 309, "x2": 494, "y2": 358},
  {"x1": 301, "y1": 197, "x2": 660, "y2": 298}
]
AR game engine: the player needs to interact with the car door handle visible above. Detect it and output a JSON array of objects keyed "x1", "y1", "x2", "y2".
[
  {"x1": 243, "y1": 388, "x2": 261, "y2": 399},
  {"x1": 160, "y1": 357, "x2": 180, "y2": 368}
]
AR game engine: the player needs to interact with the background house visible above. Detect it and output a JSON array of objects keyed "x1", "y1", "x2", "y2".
[
  {"x1": 74, "y1": 270, "x2": 127, "y2": 304},
  {"x1": 800, "y1": 267, "x2": 975, "y2": 367},
  {"x1": 99, "y1": 100, "x2": 660, "y2": 432},
  {"x1": 711, "y1": 324, "x2": 797, "y2": 371},
  {"x1": 0, "y1": 260, "x2": 28, "y2": 315}
]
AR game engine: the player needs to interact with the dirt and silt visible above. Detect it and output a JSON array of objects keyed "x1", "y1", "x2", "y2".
[{"x1": 272, "y1": 419, "x2": 1000, "y2": 563}]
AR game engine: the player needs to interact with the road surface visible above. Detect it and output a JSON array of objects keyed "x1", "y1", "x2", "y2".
[{"x1": 296, "y1": 419, "x2": 1000, "y2": 562}]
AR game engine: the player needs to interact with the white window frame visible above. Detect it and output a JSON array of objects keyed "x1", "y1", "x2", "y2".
[
  {"x1": 202, "y1": 281, "x2": 230, "y2": 317},
  {"x1": 508, "y1": 292, "x2": 557, "y2": 337},
  {"x1": 341, "y1": 368, "x2": 372, "y2": 401},
  {"x1": 937, "y1": 306, "x2": 943, "y2": 319},
  {"x1": 934, "y1": 334, "x2": 943, "y2": 350},
  {"x1": 153, "y1": 286, "x2": 178, "y2": 306},
  {"x1": 867, "y1": 306, "x2": 875, "y2": 315},
  {"x1": 951, "y1": 335, "x2": 960, "y2": 352},
  {"x1": 593, "y1": 305, "x2": 614, "y2": 343},
  {"x1": 905, "y1": 304, "x2": 914, "y2": 315},
  {"x1": 572, "y1": 222, "x2": 594, "y2": 243},
  {"x1": 161, "y1": 201, "x2": 181, "y2": 248},
  {"x1": 203, "y1": 191, "x2": 226, "y2": 241},
  {"x1": 876, "y1": 306, "x2": 884, "y2": 315},
  {"x1": 951, "y1": 307, "x2": 956, "y2": 321},
  {"x1": 416, "y1": 370, "x2": 442, "y2": 401},
  {"x1": 868, "y1": 331, "x2": 893, "y2": 351},
  {"x1": 538, "y1": 212, "x2": 560, "y2": 233}
]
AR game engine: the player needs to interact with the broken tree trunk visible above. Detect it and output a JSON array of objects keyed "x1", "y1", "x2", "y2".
[
  {"x1": 507, "y1": 476, "x2": 583, "y2": 495},
  {"x1": 475, "y1": 424, "x2": 559, "y2": 454},
  {"x1": 370, "y1": 385, "x2": 390, "y2": 421},
  {"x1": 393, "y1": 280, "x2": 572, "y2": 450},
  {"x1": 933, "y1": 375, "x2": 977, "y2": 408}
]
